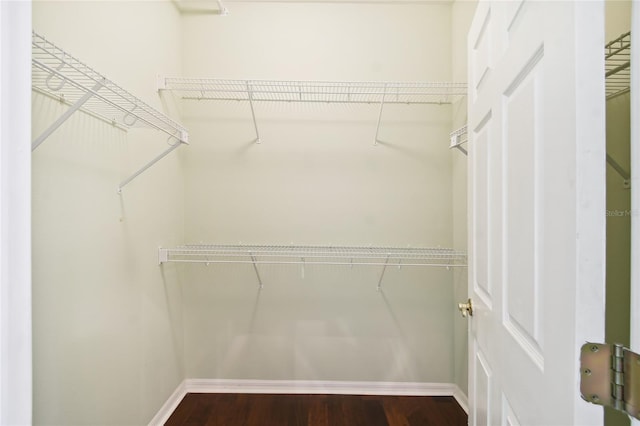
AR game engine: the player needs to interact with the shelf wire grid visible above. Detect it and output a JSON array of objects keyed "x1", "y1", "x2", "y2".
[
  {"x1": 605, "y1": 31, "x2": 631, "y2": 100},
  {"x1": 449, "y1": 125, "x2": 468, "y2": 148},
  {"x1": 162, "y1": 78, "x2": 468, "y2": 105},
  {"x1": 32, "y1": 32, "x2": 188, "y2": 142},
  {"x1": 160, "y1": 244, "x2": 468, "y2": 267}
]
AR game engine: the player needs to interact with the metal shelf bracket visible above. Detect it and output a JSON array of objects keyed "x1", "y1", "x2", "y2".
[
  {"x1": 117, "y1": 132, "x2": 189, "y2": 193},
  {"x1": 32, "y1": 80, "x2": 105, "y2": 150},
  {"x1": 247, "y1": 82, "x2": 261, "y2": 144},
  {"x1": 377, "y1": 254, "x2": 390, "y2": 291},
  {"x1": 374, "y1": 85, "x2": 387, "y2": 146},
  {"x1": 607, "y1": 153, "x2": 631, "y2": 189},
  {"x1": 250, "y1": 253, "x2": 263, "y2": 289},
  {"x1": 449, "y1": 125, "x2": 468, "y2": 155}
]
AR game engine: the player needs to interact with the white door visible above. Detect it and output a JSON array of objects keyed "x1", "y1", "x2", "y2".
[{"x1": 467, "y1": 1, "x2": 606, "y2": 425}]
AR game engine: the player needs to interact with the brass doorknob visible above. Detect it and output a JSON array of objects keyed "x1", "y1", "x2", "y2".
[{"x1": 458, "y1": 298, "x2": 473, "y2": 318}]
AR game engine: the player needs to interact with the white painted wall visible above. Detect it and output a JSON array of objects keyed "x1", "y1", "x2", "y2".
[
  {"x1": 179, "y1": 3, "x2": 458, "y2": 384},
  {"x1": 0, "y1": 1, "x2": 32, "y2": 424},
  {"x1": 31, "y1": 2, "x2": 185, "y2": 424}
]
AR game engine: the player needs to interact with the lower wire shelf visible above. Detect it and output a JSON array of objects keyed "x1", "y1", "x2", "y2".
[{"x1": 158, "y1": 244, "x2": 467, "y2": 268}]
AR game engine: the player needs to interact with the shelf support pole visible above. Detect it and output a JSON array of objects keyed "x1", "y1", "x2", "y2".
[
  {"x1": 32, "y1": 80, "x2": 104, "y2": 151},
  {"x1": 377, "y1": 255, "x2": 390, "y2": 291},
  {"x1": 607, "y1": 153, "x2": 631, "y2": 188},
  {"x1": 117, "y1": 140, "x2": 184, "y2": 193},
  {"x1": 374, "y1": 85, "x2": 387, "y2": 146},
  {"x1": 216, "y1": 0, "x2": 229, "y2": 15},
  {"x1": 450, "y1": 134, "x2": 468, "y2": 155},
  {"x1": 250, "y1": 254, "x2": 263, "y2": 289},
  {"x1": 247, "y1": 82, "x2": 261, "y2": 144}
]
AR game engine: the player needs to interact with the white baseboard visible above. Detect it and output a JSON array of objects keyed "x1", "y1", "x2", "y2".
[
  {"x1": 452, "y1": 384, "x2": 469, "y2": 414},
  {"x1": 147, "y1": 381, "x2": 187, "y2": 426},
  {"x1": 185, "y1": 378, "x2": 458, "y2": 396},
  {"x1": 149, "y1": 379, "x2": 469, "y2": 425}
]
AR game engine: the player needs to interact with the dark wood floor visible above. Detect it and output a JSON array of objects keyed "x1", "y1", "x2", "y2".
[{"x1": 165, "y1": 393, "x2": 467, "y2": 426}]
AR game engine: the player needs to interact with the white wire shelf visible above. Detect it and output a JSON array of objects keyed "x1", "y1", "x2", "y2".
[
  {"x1": 32, "y1": 31, "x2": 189, "y2": 191},
  {"x1": 605, "y1": 31, "x2": 631, "y2": 100},
  {"x1": 159, "y1": 244, "x2": 467, "y2": 267},
  {"x1": 159, "y1": 244, "x2": 466, "y2": 289},
  {"x1": 449, "y1": 125, "x2": 468, "y2": 155},
  {"x1": 160, "y1": 78, "x2": 467, "y2": 105},
  {"x1": 159, "y1": 77, "x2": 467, "y2": 145}
]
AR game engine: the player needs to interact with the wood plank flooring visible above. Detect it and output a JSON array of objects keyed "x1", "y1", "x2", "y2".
[{"x1": 165, "y1": 393, "x2": 467, "y2": 426}]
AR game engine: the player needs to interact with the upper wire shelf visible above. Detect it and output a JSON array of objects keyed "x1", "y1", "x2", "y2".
[
  {"x1": 159, "y1": 77, "x2": 466, "y2": 145},
  {"x1": 159, "y1": 244, "x2": 467, "y2": 267},
  {"x1": 159, "y1": 78, "x2": 468, "y2": 105},
  {"x1": 32, "y1": 31, "x2": 189, "y2": 191},
  {"x1": 605, "y1": 31, "x2": 631, "y2": 100}
]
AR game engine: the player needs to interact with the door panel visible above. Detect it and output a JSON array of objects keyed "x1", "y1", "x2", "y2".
[
  {"x1": 473, "y1": 113, "x2": 492, "y2": 307},
  {"x1": 468, "y1": 1, "x2": 606, "y2": 425},
  {"x1": 474, "y1": 345, "x2": 492, "y2": 426},
  {"x1": 502, "y1": 48, "x2": 544, "y2": 367}
]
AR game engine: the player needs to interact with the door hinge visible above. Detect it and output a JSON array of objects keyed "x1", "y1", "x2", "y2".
[{"x1": 580, "y1": 342, "x2": 640, "y2": 420}]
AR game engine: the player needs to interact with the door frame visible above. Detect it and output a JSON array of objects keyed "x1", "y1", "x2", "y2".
[
  {"x1": 631, "y1": 8, "x2": 639, "y2": 426},
  {"x1": 0, "y1": 1, "x2": 32, "y2": 423},
  {"x1": 631, "y1": 0, "x2": 639, "y2": 355}
]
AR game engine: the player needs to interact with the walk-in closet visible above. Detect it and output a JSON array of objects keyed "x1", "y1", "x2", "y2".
[
  {"x1": 30, "y1": 2, "x2": 474, "y2": 423},
  {"x1": 16, "y1": 0, "x2": 635, "y2": 424}
]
